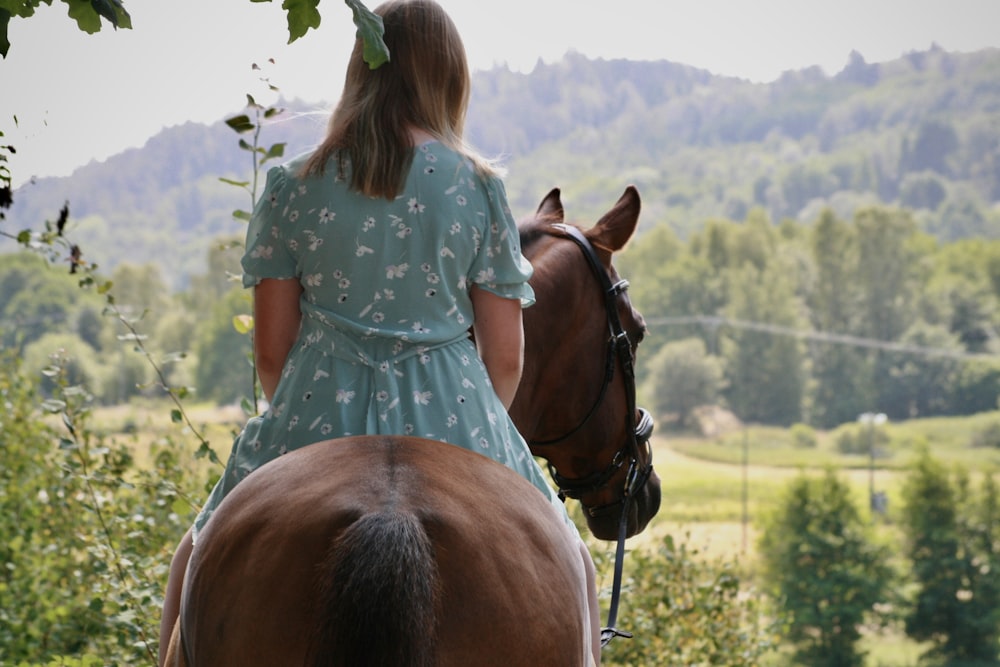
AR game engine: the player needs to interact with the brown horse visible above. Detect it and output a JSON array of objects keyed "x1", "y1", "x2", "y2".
[
  {"x1": 164, "y1": 187, "x2": 659, "y2": 666},
  {"x1": 513, "y1": 186, "x2": 660, "y2": 542}
]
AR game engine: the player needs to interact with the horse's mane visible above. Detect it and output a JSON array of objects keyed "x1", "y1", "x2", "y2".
[{"x1": 519, "y1": 215, "x2": 579, "y2": 251}]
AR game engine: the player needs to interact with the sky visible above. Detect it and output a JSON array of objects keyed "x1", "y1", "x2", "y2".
[{"x1": 2, "y1": 0, "x2": 999, "y2": 187}]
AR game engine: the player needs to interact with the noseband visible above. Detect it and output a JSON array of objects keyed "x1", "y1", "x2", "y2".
[
  {"x1": 536, "y1": 223, "x2": 656, "y2": 646},
  {"x1": 532, "y1": 223, "x2": 654, "y2": 514}
]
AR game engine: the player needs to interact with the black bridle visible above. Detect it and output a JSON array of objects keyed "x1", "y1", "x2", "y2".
[{"x1": 533, "y1": 222, "x2": 655, "y2": 646}]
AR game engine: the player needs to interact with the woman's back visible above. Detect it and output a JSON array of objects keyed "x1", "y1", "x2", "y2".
[{"x1": 244, "y1": 141, "x2": 532, "y2": 346}]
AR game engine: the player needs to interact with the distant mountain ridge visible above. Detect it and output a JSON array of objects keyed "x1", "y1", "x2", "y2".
[{"x1": 4, "y1": 46, "x2": 999, "y2": 288}]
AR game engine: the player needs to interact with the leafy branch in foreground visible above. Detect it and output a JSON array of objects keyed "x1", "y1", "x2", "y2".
[
  {"x1": 0, "y1": 0, "x2": 131, "y2": 59},
  {"x1": 1, "y1": 0, "x2": 388, "y2": 65},
  {"x1": 220, "y1": 60, "x2": 289, "y2": 415},
  {"x1": 40, "y1": 356, "x2": 159, "y2": 665},
  {"x1": 105, "y1": 296, "x2": 220, "y2": 465}
]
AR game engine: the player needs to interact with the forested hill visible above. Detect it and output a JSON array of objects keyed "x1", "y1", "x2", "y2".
[{"x1": 4, "y1": 45, "x2": 999, "y2": 288}]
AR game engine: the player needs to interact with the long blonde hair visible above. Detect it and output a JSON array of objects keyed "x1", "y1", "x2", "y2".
[{"x1": 302, "y1": 0, "x2": 494, "y2": 198}]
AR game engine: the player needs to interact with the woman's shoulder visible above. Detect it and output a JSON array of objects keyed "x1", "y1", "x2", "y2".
[
  {"x1": 263, "y1": 150, "x2": 346, "y2": 199},
  {"x1": 273, "y1": 151, "x2": 320, "y2": 183},
  {"x1": 414, "y1": 141, "x2": 502, "y2": 189}
]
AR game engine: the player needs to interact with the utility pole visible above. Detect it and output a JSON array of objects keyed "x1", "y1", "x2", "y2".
[{"x1": 857, "y1": 411, "x2": 888, "y2": 516}]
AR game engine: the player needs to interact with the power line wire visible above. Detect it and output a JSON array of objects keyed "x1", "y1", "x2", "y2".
[{"x1": 646, "y1": 315, "x2": 999, "y2": 361}]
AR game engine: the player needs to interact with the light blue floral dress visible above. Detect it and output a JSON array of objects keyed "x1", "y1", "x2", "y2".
[{"x1": 193, "y1": 142, "x2": 566, "y2": 539}]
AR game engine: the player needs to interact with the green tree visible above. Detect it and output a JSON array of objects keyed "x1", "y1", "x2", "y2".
[
  {"x1": 854, "y1": 207, "x2": 928, "y2": 412},
  {"x1": 185, "y1": 234, "x2": 245, "y2": 315},
  {"x1": 0, "y1": 255, "x2": 85, "y2": 350},
  {"x1": 903, "y1": 119, "x2": 959, "y2": 176},
  {"x1": 808, "y1": 209, "x2": 870, "y2": 427},
  {"x1": 23, "y1": 331, "x2": 103, "y2": 397},
  {"x1": 899, "y1": 171, "x2": 947, "y2": 211},
  {"x1": 642, "y1": 337, "x2": 723, "y2": 429},
  {"x1": 883, "y1": 321, "x2": 961, "y2": 419},
  {"x1": 950, "y1": 358, "x2": 1000, "y2": 415},
  {"x1": 108, "y1": 262, "x2": 169, "y2": 329},
  {"x1": 722, "y1": 261, "x2": 806, "y2": 425},
  {"x1": 617, "y1": 223, "x2": 724, "y2": 388},
  {"x1": 900, "y1": 452, "x2": 1000, "y2": 664},
  {"x1": 193, "y1": 287, "x2": 254, "y2": 405},
  {"x1": 74, "y1": 303, "x2": 105, "y2": 351},
  {"x1": 758, "y1": 470, "x2": 894, "y2": 667}
]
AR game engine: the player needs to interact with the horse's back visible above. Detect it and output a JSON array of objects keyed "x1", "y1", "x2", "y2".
[{"x1": 179, "y1": 436, "x2": 592, "y2": 666}]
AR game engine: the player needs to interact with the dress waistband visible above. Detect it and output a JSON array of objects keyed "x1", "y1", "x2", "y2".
[{"x1": 298, "y1": 310, "x2": 471, "y2": 367}]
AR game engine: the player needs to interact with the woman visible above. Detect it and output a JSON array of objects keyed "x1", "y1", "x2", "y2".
[{"x1": 159, "y1": 1, "x2": 599, "y2": 664}]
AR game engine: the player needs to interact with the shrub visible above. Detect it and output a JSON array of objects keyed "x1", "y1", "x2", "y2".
[
  {"x1": 598, "y1": 534, "x2": 776, "y2": 666},
  {"x1": 790, "y1": 422, "x2": 818, "y2": 448},
  {"x1": 969, "y1": 419, "x2": 1000, "y2": 449},
  {"x1": 0, "y1": 349, "x2": 206, "y2": 665}
]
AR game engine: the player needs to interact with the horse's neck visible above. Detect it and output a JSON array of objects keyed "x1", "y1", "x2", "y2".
[{"x1": 510, "y1": 235, "x2": 595, "y2": 446}]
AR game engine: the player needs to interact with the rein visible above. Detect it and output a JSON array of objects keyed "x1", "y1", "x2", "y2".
[{"x1": 538, "y1": 222, "x2": 655, "y2": 647}]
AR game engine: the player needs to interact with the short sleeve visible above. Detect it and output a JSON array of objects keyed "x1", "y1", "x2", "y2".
[
  {"x1": 241, "y1": 165, "x2": 298, "y2": 288},
  {"x1": 469, "y1": 176, "x2": 535, "y2": 307}
]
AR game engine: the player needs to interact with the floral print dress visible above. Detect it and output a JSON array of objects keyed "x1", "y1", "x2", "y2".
[{"x1": 193, "y1": 142, "x2": 566, "y2": 539}]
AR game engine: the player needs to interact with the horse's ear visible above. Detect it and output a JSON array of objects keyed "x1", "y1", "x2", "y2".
[
  {"x1": 588, "y1": 186, "x2": 641, "y2": 254},
  {"x1": 536, "y1": 188, "x2": 564, "y2": 223}
]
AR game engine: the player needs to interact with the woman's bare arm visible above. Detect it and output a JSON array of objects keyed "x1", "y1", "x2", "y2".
[
  {"x1": 253, "y1": 278, "x2": 303, "y2": 402},
  {"x1": 470, "y1": 286, "x2": 524, "y2": 410}
]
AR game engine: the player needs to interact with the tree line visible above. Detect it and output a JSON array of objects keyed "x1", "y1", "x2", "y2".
[
  {"x1": 5, "y1": 46, "x2": 1000, "y2": 288},
  {"x1": 625, "y1": 203, "x2": 1000, "y2": 429},
  {"x1": 5, "y1": 197, "x2": 1000, "y2": 430}
]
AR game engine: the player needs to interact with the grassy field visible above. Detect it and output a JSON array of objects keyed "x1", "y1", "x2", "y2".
[{"x1": 91, "y1": 401, "x2": 1000, "y2": 666}]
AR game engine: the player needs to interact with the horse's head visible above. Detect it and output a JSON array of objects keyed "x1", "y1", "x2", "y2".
[{"x1": 511, "y1": 186, "x2": 661, "y2": 541}]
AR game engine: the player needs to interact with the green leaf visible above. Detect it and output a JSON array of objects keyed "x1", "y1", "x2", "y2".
[
  {"x1": 90, "y1": 0, "x2": 132, "y2": 29},
  {"x1": 265, "y1": 143, "x2": 286, "y2": 160},
  {"x1": 345, "y1": 0, "x2": 389, "y2": 69},
  {"x1": 170, "y1": 409, "x2": 183, "y2": 424},
  {"x1": 282, "y1": 0, "x2": 321, "y2": 43},
  {"x1": 43, "y1": 399, "x2": 67, "y2": 412},
  {"x1": 219, "y1": 177, "x2": 251, "y2": 188},
  {"x1": 196, "y1": 441, "x2": 222, "y2": 465},
  {"x1": 224, "y1": 114, "x2": 255, "y2": 134},
  {"x1": 64, "y1": 0, "x2": 103, "y2": 34},
  {"x1": 161, "y1": 351, "x2": 187, "y2": 364},
  {"x1": 233, "y1": 209, "x2": 252, "y2": 221},
  {"x1": 61, "y1": 412, "x2": 77, "y2": 436},
  {"x1": 171, "y1": 497, "x2": 190, "y2": 516},
  {"x1": 232, "y1": 314, "x2": 254, "y2": 334},
  {"x1": 1, "y1": 9, "x2": 11, "y2": 59}
]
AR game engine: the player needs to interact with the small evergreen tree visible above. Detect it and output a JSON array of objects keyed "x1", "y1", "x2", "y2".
[
  {"x1": 900, "y1": 451, "x2": 1000, "y2": 664},
  {"x1": 758, "y1": 470, "x2": 894, "y2": 666}
]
